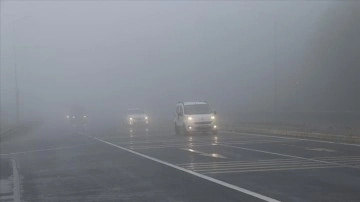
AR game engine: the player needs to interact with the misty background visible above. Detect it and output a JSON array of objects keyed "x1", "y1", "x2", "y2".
[{"x1": 1, "y1": 1, "x2": 359, "y2": 127}]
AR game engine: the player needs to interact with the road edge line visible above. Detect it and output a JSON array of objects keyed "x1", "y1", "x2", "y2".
[{"x1": 92, "y1": 136, "x2": 280, "y2": 202}]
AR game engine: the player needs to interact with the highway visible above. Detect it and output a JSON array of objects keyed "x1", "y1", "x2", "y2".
[{"x1": 1, "y1": 123, "x2": 360, "y2": 202}]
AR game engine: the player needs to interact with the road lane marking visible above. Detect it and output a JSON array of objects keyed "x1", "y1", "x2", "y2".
[
  {"x1": 109, "y1": 138, "x2": 190, "y2": 144},
  {"x1": 128, "y1": 143, "x2": 210, "y2": 150},
  {"x1": 178, "y1": 158, "x2": 344, "y2": 173},
  {"x1": 94, "y1": 133, "x2": 179, "y2": 140},
  {"x1": 314, "y1": 156, "x2": 360, "y2": 160},
  {"x1": 307, "y1": 148, "x2": 336, "y2": 152},
  {"x1": 219, "y1": 144, "x2": 360, "y2": 169},
  {"x1": 213, "y1": 139, "x2": 298, "y2": 145},
  {"x1": 179, "y1": 155, "x2": 360, "y2": 173},
  {"x1": 177, "y1": 158, "x2": 312, "y2": 166},
  {"x1": 124, "y1": 139, "x2": 293, "y2": 146},
  {"x1": 182, "y1": 148, "x2": 226, "y2": 159},
  {"x1": 0, "y1": 143, "x2": 93, "y2": 156},
  {"x1": 122, "y1": 139, "x2": 297, "y2": 150},
  {"x1": 192, "y1": 162, "x2": 338, "y2": 172},
  {"x1": 203, "y1": 165, "x2": 344, "y2": 174},
  {"x1": 312, "y1": 156, "x2": 360, "y2": 166},
  {"x1": 223, "y1": 131, "x2": 360, "y2": 147},
  {"x1": 181, "y1": 160, "x2": 326, "y2": 168},
  {"x1": 276, "y1": 143, "x2": 338, "y2": 152},
  {"x1": 91, "y1": 136, "x2": 280, "y2": 202}
]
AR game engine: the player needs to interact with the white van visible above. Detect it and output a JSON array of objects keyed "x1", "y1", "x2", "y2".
[{"x1": 174, "y1": 102, "x2": 217, "y2": 135}]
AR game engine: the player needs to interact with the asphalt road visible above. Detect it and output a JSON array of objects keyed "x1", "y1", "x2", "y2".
[{"x1": 1, "y1": 122, "x2": 360, "y2": 202}]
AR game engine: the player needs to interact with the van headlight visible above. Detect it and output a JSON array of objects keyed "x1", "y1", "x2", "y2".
[
  {"x1": 129, "y1": 117, "x2": 133, "y2": 121},
  {"x1": 211, "y1": 116, "x2": 215, "y2": 120},
  {"x1": 145, "y1": 116, "x2": 148, "y2": 120},
  {"x1": 187, "y1": 116, "x2": 193, "y2": 121}
]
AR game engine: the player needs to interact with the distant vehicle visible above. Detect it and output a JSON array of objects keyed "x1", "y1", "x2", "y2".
[
  {"x1": 66, "y1": 106, "x2": 88, "y2": 126},
  {"x1": 174, "y1": 102, "x2": 217, "y2": 135},
  {"x1": 125, "y1": 109, "x2": 149, "y2": 126}
]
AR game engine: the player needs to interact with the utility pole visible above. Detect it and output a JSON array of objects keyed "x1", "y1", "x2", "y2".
[
  {"x1": 295, "y1": 81, "x2": 299, "y2": 111},
  {"x1": 0, "y1": 0, "x2": 2, "y2": 133},
  {"x1": 273, "y1": 18, "x2": 278, "y2": 113},
  {"x1": 15, "y1": 60, "x2": 19, "y2": 124},
  {"x1": 12, "y1": 23, "x2": 20, "y2": 124}
]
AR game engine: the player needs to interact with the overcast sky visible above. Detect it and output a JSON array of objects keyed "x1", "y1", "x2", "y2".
[{"x1": 1, "y1": 1, "x2": 359, "y2": 123}]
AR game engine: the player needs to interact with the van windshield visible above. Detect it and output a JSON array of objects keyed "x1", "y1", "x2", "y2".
[{"x1": 184, "y1": 104, "x2": 211, "y2": 115}]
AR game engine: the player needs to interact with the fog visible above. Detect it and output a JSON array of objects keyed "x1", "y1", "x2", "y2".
[{"x1": 1, "y1": 1, "x2": 359, "y2": 126}]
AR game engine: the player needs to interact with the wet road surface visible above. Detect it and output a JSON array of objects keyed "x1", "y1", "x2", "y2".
[{"x1": 1, "y1": 123, "x2": 360, "y2": 201}]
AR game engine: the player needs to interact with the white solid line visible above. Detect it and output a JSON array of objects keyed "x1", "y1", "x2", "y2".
[
  {"x1": 219, "y1": 144, "x2": 360, "y2": 169},
  {"x1": 92, "y1": 136, "x2": 280, "y2": 202},
  {"x1": 11, "y1": 159, "x2": 21, "y2": 202},
  {"x1": 222, "y1": 131, "x2": 360, "y2": 147}
]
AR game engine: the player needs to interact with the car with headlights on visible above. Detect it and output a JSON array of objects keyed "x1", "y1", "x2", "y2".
[
  {"x1": 66, "y1": 106, "x2": 88, "y2": 127},
  {"x1": 125, "y1": 109, "x2": 149, "y2": 126},
  {"x1": 174, "y1": 102, "x2": 217, "y2": 135}
]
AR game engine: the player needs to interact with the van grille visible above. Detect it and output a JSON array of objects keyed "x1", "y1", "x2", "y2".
[{"x1": 195, "y1": 121, "x2": 212, "y2": 124}]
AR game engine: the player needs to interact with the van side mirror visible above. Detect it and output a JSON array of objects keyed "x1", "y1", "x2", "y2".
[{"x1": 213, "y1": 111, "x2": 217, "y2": 115}]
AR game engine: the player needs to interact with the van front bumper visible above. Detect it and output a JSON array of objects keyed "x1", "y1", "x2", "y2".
[{"x1": 186, "y1": 124, "x2": 217, "y2": 132}]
